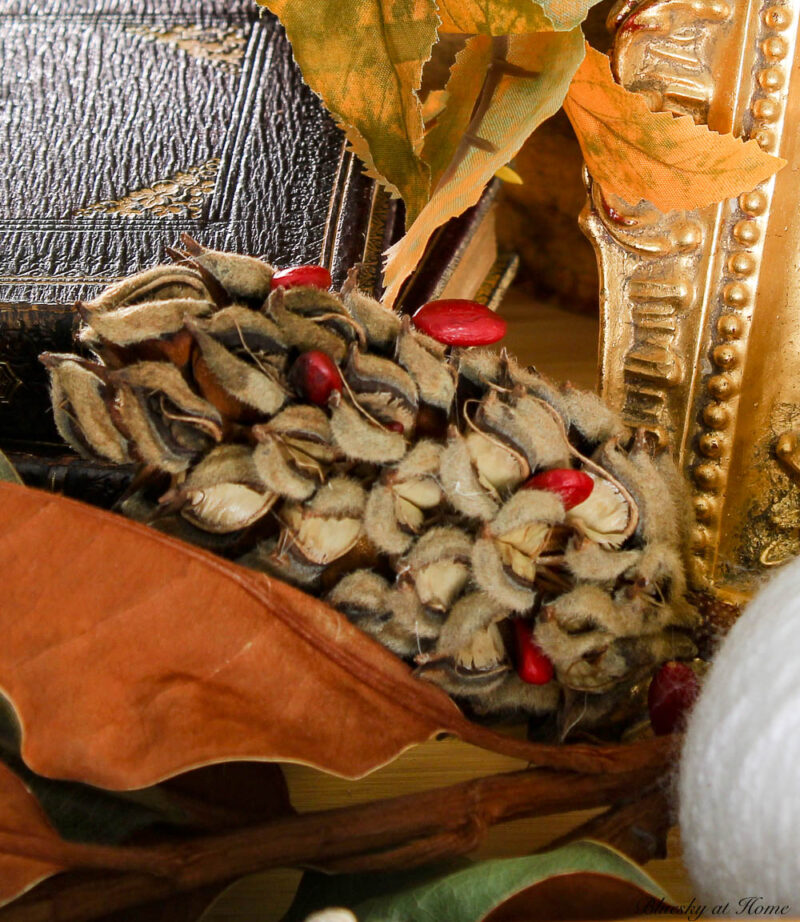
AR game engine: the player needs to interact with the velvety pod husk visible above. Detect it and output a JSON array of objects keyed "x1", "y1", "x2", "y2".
[{"x1": 41, "y1": 239, "x2": 698, "y2": 738}]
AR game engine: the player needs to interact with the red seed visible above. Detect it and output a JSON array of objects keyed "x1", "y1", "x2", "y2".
[
  {"x1": 271, "y1": 265, "x2": 332, "y2": 291},
  {"x1": 524, "y1": 468, "x2": 594, "y2": 510},
  {"x1": 290, "y1": 351, "x2": 342, "y2": 406},
  {"x1": 648, "y1": 661, "x2": 700, "y2": 736},
  {"x1": 411, "y1": 299, "x2": 506, "y2": 347},
  {"x1": 513, "y1": 619, "x2": 554, "y2": 685}
]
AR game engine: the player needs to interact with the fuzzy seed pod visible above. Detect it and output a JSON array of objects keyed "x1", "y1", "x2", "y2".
[
  {"x1": 181, "y1": 235, "x2": 275, "y2": 301},
  {"x1": 399, "y1": 526, "x2": 472, "y2": 613},
  {"x1": 342, "y1": 280, "x2": 401, "y2": 350},
  {"x1": 42, "y1": 355, "x2": 130, "y2": 463},
  {"x1": 364, "y1": 440, "x2": 442, "y2": 554},
  {"x1": 281, "y1": 477, "x2": 366, "y2": 565},
  {"x1": 396, "y1": 319, "x2": 456, "y2": 410},
  {"x1": 164, "y1": 444, "x2": 276, "y2": 533},
  {"x1": 43, "y1": 246, "x2": 700, "y2": 739},
  {"x1": 265, "y1": 289, "x2": 349, "y2": 361},
  {"x1": 440, "y1": 428, "x2": 499, "y2": 521},
  {"x1": 329, "y1": 392, "x2": 407, "y2": 464},
  {"x1": 79, "y1": 298, "x2": 215, "y2": 348},
  {"x1": 188, "y1": 322, "x2": 287, "y2": 418},
  {"x1": 85, "y1": 265, "x2": 211, "y2": 312}
]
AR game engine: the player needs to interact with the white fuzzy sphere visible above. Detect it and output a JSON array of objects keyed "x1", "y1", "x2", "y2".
[{"x1": 680, "y1": 557, "x2": 800, "y2": 914}]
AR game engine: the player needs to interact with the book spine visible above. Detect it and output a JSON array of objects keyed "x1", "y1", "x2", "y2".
[{"x1": 7, "y1": 452, "x2": 134, "y2": 509}]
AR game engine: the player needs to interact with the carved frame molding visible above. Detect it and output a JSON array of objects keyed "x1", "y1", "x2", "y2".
[{"x1": 582, "y1": 0, "x2": 800, "y2": 602}]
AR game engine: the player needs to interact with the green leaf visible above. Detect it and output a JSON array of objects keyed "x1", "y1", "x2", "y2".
[
  {"x1": 258, "y1": 0, "x2": 439, "y2": 224},
  {"x1": 283, "y1": 842, "x2": 672, "y2": 922},
  {"x1": 0, "y1": 448, "x2": 22, "y2": 484},
  {"x1": 384, "y1": 28, "x2": 584, "y2": 304}
]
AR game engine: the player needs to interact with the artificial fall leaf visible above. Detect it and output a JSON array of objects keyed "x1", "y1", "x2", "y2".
[
  {"x1": 563, "y1": 45, "x2": 786, "y2": 212},
  {"x1": 384, "y1": 28, "x2": 584, "y2": 305},
  {"x1": 0, "y1": 761, "x2": 63, "y2": 907},
  {"x1": 0, "y1": 483, "x2": 672, "y2": 789},
  {"x1": 435, "y1": 0, "x2": 551, "y2": 34},
  {"x1": 436, "y1": 0, "x2": 602, "y2": 33},
  {"x1": 422, "y1": 35, "x2": 494, "y2": 190},
  {"x1": 494, "y1": 165, "x2": 523, "y2": 184},
  {"x1": 258, "y1": 0, "x2": 438, "y2": 224}
]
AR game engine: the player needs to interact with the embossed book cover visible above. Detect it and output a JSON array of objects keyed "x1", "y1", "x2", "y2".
[{"x1": 0, "y1": 0, "x2": 507, "y2": 452}]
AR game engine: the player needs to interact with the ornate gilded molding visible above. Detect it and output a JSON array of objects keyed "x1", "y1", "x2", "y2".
[
  {"x1": 75, "y1": 160, "x2": 220, "y2": 219},
  {"x1": 582, "y1": 0, "x2": 800, "y2": 602},
  {"x1": 127, "y1": 24, "x2": 247, "y2": 72}
]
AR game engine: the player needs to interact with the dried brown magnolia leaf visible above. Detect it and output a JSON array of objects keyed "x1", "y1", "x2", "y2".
[
  {"x1": 563, "y1": 45, "x2": 786, "y2": 212},
  {"x1": 0, "y1": 484, "x2": 674, "y2": 787},
  {"x1": 383, "y1": 29, "x2": 584, "y2": 305},
  {"x1": 0, "y1": 761, "x2": 64, "y2": 907}
]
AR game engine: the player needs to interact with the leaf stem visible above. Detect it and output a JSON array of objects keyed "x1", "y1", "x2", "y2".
[{"x1": 5, "y1": 760, "x2": 672, "y2": 921}]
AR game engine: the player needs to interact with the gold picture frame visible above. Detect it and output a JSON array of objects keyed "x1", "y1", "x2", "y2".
[{"x1": 583, "y1": 0, "x2": 800, "y2": 606}]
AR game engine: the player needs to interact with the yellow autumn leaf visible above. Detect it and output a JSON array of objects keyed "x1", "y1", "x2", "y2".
[
  {"x1": 495, "y1": 164, "x2": 523, "y2": 184},
  {"x1": 421, "y1": 89, "x2": 450, "y2": 125},
  {"x1": 436, "y1": 0, "x2": 552, "y2": 34},
  {"x1": 258, "y1": 0, "x2": 439, "y2": 223},
  {"x1": 563, "y1": 45, "x2": 786, "y2": 212},
  {"x1": 384, "y1": 29, "x2": 584, "y2": 305},
  {"x1": 436, "y1": 0, "x2": 603, "y2": 33},
  {"x1": 422, "y1": 34, "x2": 494, "y2": 190}
]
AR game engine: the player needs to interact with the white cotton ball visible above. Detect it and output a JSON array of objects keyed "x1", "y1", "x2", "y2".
[
  {"x1": 679, "y1": 557, "x2": 800, "y2": 916},
  {"x1": 304, "y1": 911, "x2": 358, "y2": 922}
]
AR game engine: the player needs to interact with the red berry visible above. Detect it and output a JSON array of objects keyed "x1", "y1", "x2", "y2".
[
  {"x1": 513, "y1": 618, "x2": 554, "y2": 685},
  {"x1": 648, "y1": 661, "x2": 699, "y2": 736},
  {"x1": 524, "y1": 468, "x2": 594, "y2": 510},
  {"x1": 290, "y1": 351, "x2": 342, "y2": 406},
  {"x1": 411, "y1": 299, "x2": 507, "y2": 347},
  {"x1": 271, "y1": 265, "x2": 332, "y2": 291},
  {"x1": 386, "y1": 421, "x2": 405, "y2": 434}
]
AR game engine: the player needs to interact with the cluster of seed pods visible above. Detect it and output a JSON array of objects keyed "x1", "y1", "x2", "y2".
[{"x1": 41, "y1": 238, "x2": 699, "y2": 734}]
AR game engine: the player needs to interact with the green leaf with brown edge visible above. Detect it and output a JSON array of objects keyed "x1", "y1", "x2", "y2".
[
  {"x1": 384, "y1": 28, "x2": 584, "y2": 305},
  {"x1": 564, "y1": 45, "x2": 786, "y2": 212},
  {"x1": 0, "y1": 449, "x2": 22, "y2": 485},
  {"x1": 283, "y1": 841, "x2": 673, "y2": 922},
  {"x1": 0, "y1": 482, "x2": 675, "y2": 790},
  {"x1": 257, "y1": 0, "x2": 438, "y2": 225}
]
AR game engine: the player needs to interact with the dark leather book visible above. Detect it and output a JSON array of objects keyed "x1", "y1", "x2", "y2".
[{"x1": 0, "y1": 0, "x2": 513, "y2": 467}]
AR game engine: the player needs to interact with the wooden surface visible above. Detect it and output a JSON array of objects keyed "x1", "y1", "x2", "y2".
[{"x1": 199, "y1": 289, "x2": 694, "y2": 921}]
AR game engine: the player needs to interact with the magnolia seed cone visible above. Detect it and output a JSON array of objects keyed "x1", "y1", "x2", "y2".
[{"x1": 41, "y1": 236, "x2": 699, "y2": 738}]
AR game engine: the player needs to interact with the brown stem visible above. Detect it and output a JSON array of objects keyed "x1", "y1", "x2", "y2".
[
  {"x1": 6, "y1": 763, "x2": 670, "y2": 922},
  {"x1": 317, "y1": 826, "x2": 481, "y2": 874},
  {"x1": 543, "y1": 785, "x2": 672, "y2": 865},
  {"x1": 449, "y1": 722, "x2": 680, "y2": 775}
]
